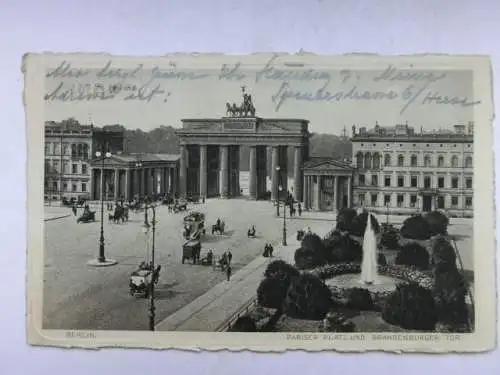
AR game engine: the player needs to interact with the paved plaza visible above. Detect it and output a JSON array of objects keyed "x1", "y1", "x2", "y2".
[{"x1": 43, "y1": 199, "x2": 335, "y2": 330}]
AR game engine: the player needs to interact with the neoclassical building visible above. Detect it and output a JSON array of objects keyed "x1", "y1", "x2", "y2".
[
  {"x1": 89, "y1": 154, "x2": 179, "y2": 201},
  {"x1": 175, "y1": 91, "x2": 310, "y2": 203},
  {"x1": 351, "y1": 122, "x2": 474, "y2": 217}
]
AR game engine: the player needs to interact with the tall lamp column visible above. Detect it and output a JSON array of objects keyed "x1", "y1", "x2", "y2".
[{"x1": 88, "y1": 150, "x2": 117, "y2": 267}]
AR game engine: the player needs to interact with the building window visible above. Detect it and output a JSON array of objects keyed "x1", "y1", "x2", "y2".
[
  {"x1": 397, "y1": 194, "x2": 404, "y2": 207},
  {"x1": 466, "y1": 177, "x2": 472, "y2": 189},
  {"x1": 410, "y1": 155, "x2": 418, "y2": 167},
  {"x1": 63, "y1": 143, "x2": 69, "y2": 155},
  {"x1": 364, "y1": 153, "x2": 372, "y2": 169},
  {"x1": 451, "y1": 177, "x2": 458, "y2": 189},
  {"x1": 397, "y1": 176, "x2": 404, "y2": 187},
  {"x1": 63, "y1": 162, "x2": 69, "y2": 174},
  {"x1": 371, "y1": 194, "x2": 378, "y2": 206},
  {"x1": 53, "y1": 161, "x2": 59, "y2": 173},
  {"x1": 397, "y1": 154, "x2": 404, "y2": 167},
  {"x1": 451, "y1": 155, "x2": 458, "y2": 167},
  {"x1": 384, "y1": 154, "x2": 391, "y2": 167},
  {"x1": 424, "y1": 176, "x2": 431, "y2": 188},
  {"x1": 371, "y1": 175, "x2": 378, "y2": 186},
  {"x1": 373, "y1": 154, "x2": 381, "y2": 169},
  {"x1": 82, "y1": 164, "x2": 87, "y2": 174},
  {"x1": 356, "y1": 152, "x2": 363, "y2": 168},
  {"x1": 54, "y1": 143, "x2": 60, "y2": 155},
  {"x1": 410, "y1": 195, "x2": 417, "y2": 207},
  {"x1": 72, "y1": 184, "x2": 77, "y2": 192},
  {"x1": 384, "y1": 194, "x2": 391, "y2": 206},
  {"x1": 358, "y1": 194, "x2": 365, "y2": 206},
  {"x1": 437, "y1": 196, "x2": 445, "y2": 209},
  {"x1": 71, "y1": 144, "x2": 77, "y2": 157},
  {"x1": 438, "y1": 177, "x2": 445, "y2": 188},
  {"x1": 451, "y1": 196, "x2": 458, "y2": 207},
  {"x1": 411, "y1": 176, "x2": 418, "y2": 187},
  {"x1": 424, "y1": 155, "x2": 431, "y2": 167},
  {"x1": 83, "y1": 144, "x2": 89, "y2": 159},
  {"x1": 465, "y1": 197, "x2": 473, "y2": 208},
  {"x1": 465, "y1": 156, "x2": 473, "y2": 168},
  {"x1": 45, "y1": 142, "x2": 51, "y2": 154},
  {"x1": 72, "y1": 164, "x2": 78, "y2": 174},
  {"x1": 81, "y1": 183, "x2": 87, "y2": 192},
  {"x1": 358, "y1": 174, "x2": 365, "y2": 185},
  {"x1": 52, "y1": 181, "x2": 58, "y2": 191},
  {"x1": 77, "y1": 144, "x2": 84, "y2": 158},
  {"x1": 63, "y1": 183, "x2": 68, "y2": 191},
  {"x1": 384, "y1": 176, "x2": 391, "y2": 187},
  {"x1": 437, "y1": 155, "x2": 444, "y2": 167}
]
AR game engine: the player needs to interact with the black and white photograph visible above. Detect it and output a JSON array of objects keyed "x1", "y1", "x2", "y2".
[{"x1": 24, "y1": 53, "x2": 495, "y2": 351}]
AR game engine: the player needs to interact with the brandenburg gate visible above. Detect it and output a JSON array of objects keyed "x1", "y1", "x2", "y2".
[{"x1": 175, "y1": 89, "x2": 310, "y2": 202}]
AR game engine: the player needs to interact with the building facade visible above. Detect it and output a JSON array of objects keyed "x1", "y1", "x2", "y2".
[
  {"x1": 302, "y1": 158, "x2": 353, "y2": 212},
  {"x1": 175, "y1": 91, "x2": 310, "y2": 202},
  {"x1": 44, "y1": 119, "x2": 125, "y2": 201},
  {"x1": 89, "y1": 153, "x2": 179, "y2": 201},
  {"x1": 351, "y1": 122, "x2": 474, "y2": 217}
]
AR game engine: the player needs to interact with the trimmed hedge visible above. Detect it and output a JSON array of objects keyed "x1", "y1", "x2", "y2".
[
  {"x1": 295, "y1": 233, "x2": 328, "y2": 269},
  {"x1": 380, "y1": 224, "x2": 401, "y2": 250},
  {"x1": 323, "y1": 232, "x2": 363, "y2": 263},
  {"x1": 432, "y1": 268, "x2": 469, "y2": 327},
  {"x1": 430, "y1": 236, "x2": 457, "y2": 272},
  {"x1": 259, "y1": 260, "x2": 300, "y2": 309},
  {"x1": 382, "y1": 283, "x2": 438, "y2": 331},
  {"x1": 284, "y1": 273, "x2": 333, "y2": 320},
  {"x1": 395, "y1": 243, "x2": 430, "y2": 270},
  {"x1": 424, "y1": 211, "x2": 449, "y2": 236},
  {"x1": 336, "y1": 208, "x2": 358, "y2": 232},
  {"x1": 400, "y1": 215, "x2": 432, "y2": 240}
]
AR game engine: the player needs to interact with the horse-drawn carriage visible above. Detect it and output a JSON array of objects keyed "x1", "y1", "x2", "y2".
[
  {"x1": 183, "y1": 212, "x2": 206, "y2": 240},
  {"x1": 211, "y1": 219, "x2": 225, "y2": 235},
  {"x1": 77, "y1": 210, "x2": 95, "y2": 223},
  {"x1": 170, "y1": 200, "x2": 188, "y2": 213},
  {"x1": 182, "y1": 240, "x2": 201, "y2": 264},
  {"x1": 129, "y1": 262, "x2": 161, "y2": 297}
]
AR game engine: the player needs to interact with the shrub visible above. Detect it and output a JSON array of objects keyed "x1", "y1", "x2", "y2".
[
  {"x1": 294, "y1": 247, "x2": 322, "y2": 269},
  {"x1": 325, "y1": 234, "x2": 363, "y2": 263},
  {"x1": 336, "y1": 208, "x2": 358, "y2": 232},
  {"x1": 380, "y1": 225, "x2": 401, "y2": 250},
  {"x1": 382, "y1": 283, "x2": 438, "y2": 331},
  {"x1": 284, "y1": 273, "x2": 333, "y2": 320},
  {"x1": 351, "y1": 212, "x2": 380, "y2": 237},
  {"x1": 229, "y1": 316, "x2": 257, "y2": 332},
  {"x1": 344, "y1": 287, "x2": 374, "y2": 310},
  {"x1": 400, "y1": 215, "x2": 432, "y2": 240},
  {"x1": 301, "y1": 233, "x2": 326, "y2": 253},
  {"x1": 430, "y1": 236, "x2": 457, "y2": 272},
  {"x1": 424, "y1": 211, "x2": 449, "y2": 236},
  {"x1": 377, "y1": 253, "x2": 387, "y2": 266},
  {"x1": 257, "y1": 277, "x2": 287, "y2": 309},
  {"x1": 395, "y1": 243, "x2": 430, "y2": 270},
  {"x1": 264, "y1": 260, "x2": 300, "y2": 281},
  {"x1": 432, "y1": 268, "x2": 469, "y2": 327},
  {"x1": 295, "y1": 233, "x2": 328, "y2": 268}
]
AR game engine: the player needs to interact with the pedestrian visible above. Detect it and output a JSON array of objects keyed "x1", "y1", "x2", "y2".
[
  {"x1": 227, "y1": 250, "x2": 233, "y2": 264},
  {"x1": 226, "y1": 265, "x2": 232, "y2": 281},
  {"x1": 72, "y1": 205, "x2": 77, "y2": 216},
  {"x1": 298, "y1": 202, "x2": 302, "y2": 216},
  {"x1": 269, "y1": 244, "x2": 274, "y2": 257}
]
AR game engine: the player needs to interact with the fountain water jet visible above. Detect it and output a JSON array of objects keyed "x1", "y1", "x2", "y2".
[{"x1": 361, "y1": 214, "x2": 378, "y2": 285}]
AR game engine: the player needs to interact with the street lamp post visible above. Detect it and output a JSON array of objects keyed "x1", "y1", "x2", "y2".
[
  {"x1": 279, "y1": 185, "x2": 287, "y2": 246},
  {"x1": 276, "y1": 166, "x2": 281, "y2": 217},
  {"x1": 143, "y1": 204, "x2": 157, "y2": 331},
  {"x1": 136, "y1": 161, "x2": 148, "y2": 226},
  {"x1": 88, "y1": 150, "x2": 117, "y2": 267}
]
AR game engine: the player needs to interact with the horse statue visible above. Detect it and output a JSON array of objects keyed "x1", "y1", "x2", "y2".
[{"x1": 240, "y1": 94, "x2": 256, "y2": 117}]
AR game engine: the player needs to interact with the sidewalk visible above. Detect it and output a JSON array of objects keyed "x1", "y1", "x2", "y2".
[{"x1": 155, "y1": 221, "x2": 333, "y2": 332}]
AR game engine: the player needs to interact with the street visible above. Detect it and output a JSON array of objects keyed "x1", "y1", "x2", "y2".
[{"x1": 43, "y1": 199, "x2": 331, "y2": 330}]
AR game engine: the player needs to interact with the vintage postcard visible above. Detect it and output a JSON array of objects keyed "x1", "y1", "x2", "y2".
[{"x1": 24, "y1": 52, "x2": 496, "y2": 352}]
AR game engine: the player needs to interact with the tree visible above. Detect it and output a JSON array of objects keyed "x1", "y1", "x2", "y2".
[
  {"x1": 400, "y1": 215, "x2": 432, "y2": 240},
  {"x1": 284, "y1": 273, "x2": 333, "y2": 320},
  {"x1": 395, "y1": 243, "x2": 430, "y2": 270},
  {"x1": 424, "y1": 211, "x2": 449, "y2": 236}
]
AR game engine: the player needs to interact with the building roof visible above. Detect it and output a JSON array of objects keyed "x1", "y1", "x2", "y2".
[
  {"x1": 303, "y1": 157, "x2": 353, "y2": 171},
  {"x1": 90, "y1": 152, "x2": 179, "y2": 167}
]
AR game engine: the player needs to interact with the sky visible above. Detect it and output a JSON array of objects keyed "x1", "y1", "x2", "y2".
[{"x1": 42, "y1": 55, "x2": 476, "y2": 135}]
